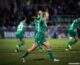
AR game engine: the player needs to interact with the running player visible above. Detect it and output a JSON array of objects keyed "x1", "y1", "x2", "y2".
[
  {"x1": 20, "y1": 11, "x2": 59, "y2": 63},
  {"x1": 15, "y1": 16, "x2": 27, "y2": 52},
  {"x1": 36, "y1": 10, "x2": 45, "y2": 52},
  {"x1": 65, "y1": 18, "x2": 80, "y2": 51}
]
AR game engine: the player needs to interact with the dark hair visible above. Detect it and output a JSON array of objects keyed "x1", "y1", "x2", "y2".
[{"x1": 21, "y1": 16, "x2": 26, "y2": 20}]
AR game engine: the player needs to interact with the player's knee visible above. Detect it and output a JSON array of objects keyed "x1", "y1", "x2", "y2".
[
  {"x1": 47, "y1": 49, "x2": 52, "y2": 51},
  {"x1": 47, "y1": 46, "x2": 52, "y2": 51},
  {"x1": 28, "y1": 44, "x2": 38, "y2": 53},
  {"x1": 69, "y1": 37, "x2": 74, "y2": 41}
]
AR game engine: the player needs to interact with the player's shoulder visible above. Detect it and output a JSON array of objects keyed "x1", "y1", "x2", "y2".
[{"x1": 73, "y1": 18, "x2": 78, "y2": 23}]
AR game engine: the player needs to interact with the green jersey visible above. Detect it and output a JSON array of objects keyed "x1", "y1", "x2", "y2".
[
  {"x1": 68, "y1": 19, "x2": 80, "y2": 37},
  {"x1": 69, "y1": 19, "x2": 80, "y2": 31},
  {"x1": 16, "y1": 20, "x2": 26, "y2": 34},
  {"x1": 34, "y1": 15, "x2": 47, "y2": 34},
  {"x1": 40, "y1": 19, "x2": 47, "y2": 34},
  {"x1": 34, "y1": 15, "x2": 47, "y2": 44}
]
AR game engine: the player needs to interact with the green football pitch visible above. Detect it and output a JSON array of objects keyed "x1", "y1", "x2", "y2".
[{"x1": 0, "y1": 38, "x2": 80, "y2": 65}]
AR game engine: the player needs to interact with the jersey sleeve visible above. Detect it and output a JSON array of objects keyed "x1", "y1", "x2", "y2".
[
  {"x1": 39, "y1": 15, "x2": 43, "y2": 21},
  {"x1": 40, "y1": 20, "x2": 47, "y2": 34},
  {"x1": 73, "y1": 19, "x2": 78, "y2": 23},
  {"x1": 37, "y1": 21, "x2": 40, "y2": 32},
  {"x1": 77, "y1": 21, "x2": 80, "y2": 30},
  {"x1": 72, "y1": 19, "x2": 78, "y2": 29},
  {"x1": 37, "y1": 16, "x2": 43, "y2": 33}
]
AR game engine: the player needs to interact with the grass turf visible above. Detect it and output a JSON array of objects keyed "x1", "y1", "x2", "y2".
[{"x1": 0, "y1": 38, "x2": 80, "y2": 65}]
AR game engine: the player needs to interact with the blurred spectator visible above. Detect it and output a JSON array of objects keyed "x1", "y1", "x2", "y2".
[{"x1": 0, "y1": 0, "x2": 80, "y2": 28}]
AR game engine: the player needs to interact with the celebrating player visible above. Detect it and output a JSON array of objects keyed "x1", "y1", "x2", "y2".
[
  {"x1": 65, "y1": 18, "x2": 80, "y2": 51},
  {"x1": 15, "y1": 16, "x2": 27, "y2": 52},
  {"x1": 36, "y1": 10, "x2": 45, "y2": 52},
  {"x1": 20, "y1": 11, "x2": 59, "y2": 63}
]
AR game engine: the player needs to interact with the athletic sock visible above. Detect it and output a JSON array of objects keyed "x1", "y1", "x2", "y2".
[
  {"x1": 17, "y1": 42, "x2": 24, "y2": 48},
  {"x1": 22, "y1": 51, "x2": 29, "y2": 58},
  {"x1": 68, "y1": 41, "x2": 73, "y2": 46},
  {"x1": 48, "y1": 51, "x2": 54, "y2": 60},
  {"x1": 38, "y1": 45, "x2": 42, "y2": 49},
  {"x1": 68, "y1": 39, "x2": 78, "y2": 46},
  {"x1": 71, "y1": 39, "x2": 78, "y2": 45},
  {"x1": 67, "y1": 39, "x2": 78, "y2": 49}
]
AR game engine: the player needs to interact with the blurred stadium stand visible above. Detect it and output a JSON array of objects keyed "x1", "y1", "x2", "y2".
[{"x1": 0, "y1": 0, "x2": 80, "y2": 38}]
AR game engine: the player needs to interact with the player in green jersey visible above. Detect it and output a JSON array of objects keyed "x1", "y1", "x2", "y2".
[
  {"x1": 15, "y1": 16, "x2": 27, "y2": 52},
  {"x1": 36, "y1": 10, "x2": 45, "y2": 52},
  {"x1": 20, "y1": 11, "x2": 59, "y2": 63},
  {"x1": 65, "y1": 18, "x2": 80, "y2": 51}
]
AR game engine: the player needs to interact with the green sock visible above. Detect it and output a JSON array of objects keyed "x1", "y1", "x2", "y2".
[
  {"x1": 67, "y1": 39, "x2": 78, "y2": 49},
  {"x1": 17, "y1": 42, "x2": 24, "y2": 47},
  {"x1": 68, "y1": 39, "x2": 78, "y2": 46},
  {"x1": 48, "y1": 51, "x2": 54, "y2": 60},
  {"x1": 67, "y1": 41, "x2": 73, "y2": 48},
  {"x1": 66, "y1": 41, "x2": 73, "y2": 49},
  {"x1": 22, "y1": 51, "x2": 29, "y2": 58},
  {"x1": 71, "y1": 39, "x2": 78, "y2": 45},
  {"x1": 38, "y1": 45, "x2": 42, "y2": 49}
]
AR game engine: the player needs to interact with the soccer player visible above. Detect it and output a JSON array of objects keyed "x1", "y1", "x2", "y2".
[
  {"x1": 32, "y1": 10, "x2": 45, "y2": 52},
  {"x1": 15, "y1": 16, "x2": 27, "y2": 52},
  {"x1": 36, "y1": 10, "x2": 45, "y2": 52},
  {"x1": 20, "y1": 11, "x2": 59, "y2": 63},
  {"x1": 65, "y1": 18, "x2": 80, "y2": 51}
]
